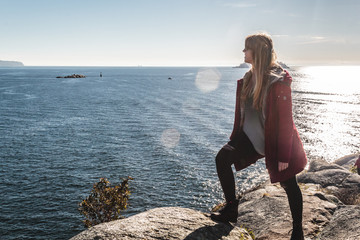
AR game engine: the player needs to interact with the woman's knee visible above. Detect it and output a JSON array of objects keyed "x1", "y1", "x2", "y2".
[
  {"x1": 215, "y1": 149, "x2": 225, "y2": 163},
  {"x1": 215, "y1": 148, "x2": 232, "y2": 168},
  {"x1": 280, "y1": 181, "x2": 288, "y2": 190}
]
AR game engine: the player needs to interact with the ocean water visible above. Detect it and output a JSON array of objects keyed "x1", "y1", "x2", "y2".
[{"x1": 0, "y1": 66, "x2": 359, "y2": 239}]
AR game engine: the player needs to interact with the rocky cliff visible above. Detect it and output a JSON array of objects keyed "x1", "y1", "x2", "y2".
[{"x1": 71, "y1": 154, "x2": 360, "y2": 240}]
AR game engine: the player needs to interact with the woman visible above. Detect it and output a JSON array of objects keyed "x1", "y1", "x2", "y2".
[{"x1": 211, "y1": 33, "x2": 307, "y2": 240}]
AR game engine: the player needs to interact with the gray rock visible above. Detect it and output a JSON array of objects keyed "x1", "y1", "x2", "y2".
[
  {"x1": 314, "y1": 192, "x2": 343, "y2": 206},
  {"x1": 297, "y1": 168, "x2": 351, "y2": 188},
  {"x1": 235, "y1": 183, "x2": 337, "y2": 240},
  {"x1": 298, "y1": 158, "x2": 360, "y2": 191},
  {"x1": 308, "y1": 158, "x2": 345, "y2": 172},
  {"x1": 70, "y1": 207, "x2": 252, "y2": 240},
  {"x1": 319, "y1": 205, "x2": 360, "y2": 240},
  {"x1": 324, "y1": 185, "x2": 338, "y2": 193},
  {"x1": 239, "y1": 188, "x2": 267, "y2": 202},
  {"x1": 232, "y1": 157, "x2": 359, "y2": 239},
  {"x1": 297, "y1": 159, "x2": 360, "y2": 209},
  {"x1": 342, "y1": 173, "x2": 360, "y2": 188},
  {"x1": 334, "y1": 154, "x2": 359, "y2": 169}
]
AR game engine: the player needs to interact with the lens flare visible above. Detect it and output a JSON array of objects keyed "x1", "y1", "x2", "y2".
[
  {"x1": 195, "y1": 68, "x2": 221, "y2": 93},
  {"x1": 181, "y1": 98, "x2": 201, "y2": 116},
  {"x1": 161, "y1": 128, "x2": 181, "y2": 149}
]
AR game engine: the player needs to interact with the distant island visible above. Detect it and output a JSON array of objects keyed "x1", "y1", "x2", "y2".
[
  {"x1": 234, "y1": 61, "x2": 290, "y2": 69},
  {"x1": 0, "y1": 60, "x2": 24, "y2": 67},
  {"x1": 233, "y1": 63, "x2": 251, "y2": 68},
  {"x1": 277, "y1": 61, "x2": 290, "y2": 69}
]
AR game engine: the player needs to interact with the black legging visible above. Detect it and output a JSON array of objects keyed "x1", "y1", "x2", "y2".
[
  {"x1": 215, "y1": 146, "x2": 303, "y2": 227},
  {"x1": 215, "y1": 131, "x2": 262, "y2": 202},
  {"x1": 280, "y1": 176, "x2": 303, "y2": 227}
]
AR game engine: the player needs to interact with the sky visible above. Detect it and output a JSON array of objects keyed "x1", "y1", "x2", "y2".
[{"x1": 1, "y1": 0, "x2": 360, "y2": 66}]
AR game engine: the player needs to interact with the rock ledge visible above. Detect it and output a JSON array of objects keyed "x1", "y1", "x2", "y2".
[
  {"x1": 71, "y1": 155, "x2": 360, "y2": 240},
  {"x1": 71, "y1": 207, "x2": 252, "y2": 240}
]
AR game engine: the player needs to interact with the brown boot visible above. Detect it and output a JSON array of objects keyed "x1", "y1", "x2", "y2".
[{"x1": 210, "y1": 199, "x2": 239, "y2": 223}]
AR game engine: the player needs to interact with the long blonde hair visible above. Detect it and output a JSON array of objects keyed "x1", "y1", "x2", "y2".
[{"x1": 242, "y1": 33, "x2": 278, "y2": 110}]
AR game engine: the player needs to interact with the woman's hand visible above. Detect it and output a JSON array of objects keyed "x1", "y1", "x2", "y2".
[{"x1": 278, "y1": 162, "x2": 289, "y2": 172}]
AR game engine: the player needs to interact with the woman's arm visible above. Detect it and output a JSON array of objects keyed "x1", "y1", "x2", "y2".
[{"x1": 230, "y1": 79, "x2": 243, "y2": 140}]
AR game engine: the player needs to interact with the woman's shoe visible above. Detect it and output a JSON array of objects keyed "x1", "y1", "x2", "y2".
[{"x1": 210, "y1": 199, "x2": 239, "y2": 223}]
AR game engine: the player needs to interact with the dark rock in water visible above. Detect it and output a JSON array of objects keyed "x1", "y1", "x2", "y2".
[
  {"x1": 56, "y1": 74, "x2": 86, "y2": 78},
  {"x1": 0, "y1": 60, "x2": 24, "y2": 67}
]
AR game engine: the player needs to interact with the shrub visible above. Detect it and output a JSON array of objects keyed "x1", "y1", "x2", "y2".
[
  {"x1": 349, "y1": 165, "x2": 357, "y2": 174},
  {"x1": 239, "y1": 225, "x2": 256, "y2": 240},
  {"x1": 79, "y1": 176, "x2": 133, "y2": 228}
]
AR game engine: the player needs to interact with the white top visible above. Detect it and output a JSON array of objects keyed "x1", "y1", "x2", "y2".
[{"x1": 243, "y1": 97, "x2": 265, "y2": 155}]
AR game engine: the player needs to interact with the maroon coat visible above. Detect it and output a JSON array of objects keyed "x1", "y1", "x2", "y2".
[
  {"x1": 355, "y1": 156, "x2": 360, "y2": 168},
  {"x1": 230, "y1": 70, "x2": 307, "y2": 183}
]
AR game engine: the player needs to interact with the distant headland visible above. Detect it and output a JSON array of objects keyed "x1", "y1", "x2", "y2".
[
  {"x1": 0, "y1": 60, "x2": 24, "y2": 67},
  {"x1": 233, "y1": 63, "x2": 251, "y2": 68},
  {"x1": 234, "y1": 61, "x2": 290, "y2": 69}
]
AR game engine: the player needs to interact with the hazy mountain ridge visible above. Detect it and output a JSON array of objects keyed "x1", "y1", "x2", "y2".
[{"x1": 0, "y1": 60, "x2": 24, "y2": 67}]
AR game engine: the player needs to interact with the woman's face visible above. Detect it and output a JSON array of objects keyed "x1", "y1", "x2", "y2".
[{"x1": 243, "y1": 48, "x2": 253, "y2": 64}]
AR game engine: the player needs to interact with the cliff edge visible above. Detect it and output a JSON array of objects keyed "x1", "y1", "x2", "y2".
[{"x1": 71, "y1": 155, "x2": 360, "y2": 240}]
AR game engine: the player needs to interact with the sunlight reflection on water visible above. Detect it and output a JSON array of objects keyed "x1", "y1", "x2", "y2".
[
  {"x1": 299, "y1": 66, "x2": 360, "y2": 94},
  {"x1": 292, "y1": 66, "x2": 360, "y2": 162}
]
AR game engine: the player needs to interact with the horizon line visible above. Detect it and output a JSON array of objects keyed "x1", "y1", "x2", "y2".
[{"x1": 4, "y1": 63, "x2": 360, "y2": 68}]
